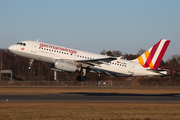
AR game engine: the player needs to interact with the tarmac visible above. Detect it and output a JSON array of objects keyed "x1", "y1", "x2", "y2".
[{"x1": 0, "y1": 92, "x2": 180, "y2": 103}]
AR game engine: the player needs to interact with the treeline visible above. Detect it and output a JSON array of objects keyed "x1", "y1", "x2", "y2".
[
  {"x1": 0, "y1": 49, "x2": 54, "y2": 80},
  {"x1": 0, "y1": 48, "x2": 180, "y2": 81}
]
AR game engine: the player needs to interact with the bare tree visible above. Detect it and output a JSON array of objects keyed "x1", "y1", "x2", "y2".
[
  {"x1": 100, "y1": 50, "x2": 122, "y2": 57},
  {"x1": 166, "y1": 54, "x2": 180, "y2": 72},
  {"x1": 123, "y1": 53, "x2": 138, "y2": 60},
  {"x1": 112, "y1": 50, "x2": 122, "y2": 57},
  {"x1": 137, "y1": 49, "x2": 146, "y2": 56},
  {"x1": 0, "y1": 49, "x2": 9, "y2": 70},
  {"x1": 100, "y1": 49, "x2": 106, "y2": 55},
  {"x1": 106, "y1": 51, "x2": 114, "y2": 56},
  {"x1": 171, "y1": 54, "x2": 180, "y2": 63}
]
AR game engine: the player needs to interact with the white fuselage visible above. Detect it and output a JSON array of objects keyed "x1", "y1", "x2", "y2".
[{"x1": 9, "y1": 40, "x2": 166, "y2": 76}]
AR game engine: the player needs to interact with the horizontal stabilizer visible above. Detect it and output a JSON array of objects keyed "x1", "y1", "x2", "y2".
[{"x1": 146, "y1": 69, "x2": 169, "y2": 73}]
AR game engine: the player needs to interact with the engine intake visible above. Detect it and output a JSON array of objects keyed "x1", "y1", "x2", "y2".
[{"x1": 55, "y1": 60, "x2": 80, "y2": 72}]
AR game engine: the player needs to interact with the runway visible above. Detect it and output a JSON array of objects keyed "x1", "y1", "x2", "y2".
[{"x1": 0, "y1": 93, "x2": 180, "y2": 103}]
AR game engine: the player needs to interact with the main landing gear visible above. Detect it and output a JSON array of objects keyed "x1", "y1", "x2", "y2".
[{"x1": 76, "y1": 68, "x2": 87, "y2": 82}]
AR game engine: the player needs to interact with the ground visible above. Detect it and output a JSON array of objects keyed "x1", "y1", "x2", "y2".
[{"x1": 0, "y1": 86, "x2": 180, "y2": 120}]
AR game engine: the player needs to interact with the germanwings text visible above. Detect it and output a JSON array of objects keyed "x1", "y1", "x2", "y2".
[{"x1": 39, "y1": 43, "x2": 77, "y2": 54}]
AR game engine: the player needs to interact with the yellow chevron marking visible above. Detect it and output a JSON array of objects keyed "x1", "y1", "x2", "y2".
[
  {"x1": 144, "y1": 50, "x2": 149, "y2": 59},
  {"x1": 138, "y1": 56, "x2": 145, "y2": 66},
  {"x1": 149, "y1": 61, "x2": 154, "y2": 69}
]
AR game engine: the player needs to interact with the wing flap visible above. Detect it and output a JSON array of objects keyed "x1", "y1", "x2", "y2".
[{"x1": 75, "y1": 57, "x2": 117, "y2": 66}]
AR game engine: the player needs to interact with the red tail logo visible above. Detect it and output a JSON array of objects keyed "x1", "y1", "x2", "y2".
[{"x1": 137, "y1": 39, "x2": 170, "y2": 69}]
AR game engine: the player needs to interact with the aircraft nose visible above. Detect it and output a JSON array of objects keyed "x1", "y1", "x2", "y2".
[
  {"x1": 8, "y1": 45, "x2": 16, "y2": 53},
  {"x1": 8, "y1": 45, "x2": 13, "y2": 52}
]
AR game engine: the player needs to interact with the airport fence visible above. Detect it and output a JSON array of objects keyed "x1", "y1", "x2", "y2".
[{"x1": 0, "y1": 81, "x2": 180, "y2": 87}]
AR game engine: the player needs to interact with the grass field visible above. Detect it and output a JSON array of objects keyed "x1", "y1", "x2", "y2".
[
  {"x1": 1, "y1": 102, "x2": 180, "y2": 120},
  {"x1": 0, "y1": 87, "x2": 180, "y2": 120}
]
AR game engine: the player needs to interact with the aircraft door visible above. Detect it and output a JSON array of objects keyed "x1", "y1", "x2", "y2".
[
  {"x1": 31, "y1": 42, "x2": 38, "y2": 53},
  {"x1": 129, "y1": 63, "x2": 135, "y2": 74}
]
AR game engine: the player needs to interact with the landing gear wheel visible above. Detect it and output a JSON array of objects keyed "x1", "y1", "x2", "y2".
[
  {"x1": 76, "y1": 76, "x2": 87, "y2": 82},
  {"x1": 81, "y1": 76, "x2": 87, "y2": 81},
  {"x1": 28, "y1": 66, "x2": 31, "y2": 70},
  {"x1": 76, "y1": 75, "x2": 82, "y2": 82}
]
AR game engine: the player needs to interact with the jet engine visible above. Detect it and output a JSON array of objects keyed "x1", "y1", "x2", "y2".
[{"x1": 55, "y1": 60, "x2": 80, "y2": 72}]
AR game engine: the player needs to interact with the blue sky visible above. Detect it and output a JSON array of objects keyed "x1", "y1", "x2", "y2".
[{"x1": 0, "y1": 0, "x2": 180, "y2": 61}]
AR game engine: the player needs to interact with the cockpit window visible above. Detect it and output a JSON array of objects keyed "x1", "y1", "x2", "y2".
[
  {"x1": 17, "y1": 42, "x2": 21, "y2": 45},
  {"x1": 17, "y1": 42, "x2": 26, "y2": 46}
]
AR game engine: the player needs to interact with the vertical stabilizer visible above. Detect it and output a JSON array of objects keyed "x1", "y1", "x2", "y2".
[{"x1": 135, "y1": 39, "x2": 170, "y2": 69}]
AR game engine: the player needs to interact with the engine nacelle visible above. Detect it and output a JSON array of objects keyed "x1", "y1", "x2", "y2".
[{"x1": 55, "y1": 60, "x2": 79, "y2": 72}]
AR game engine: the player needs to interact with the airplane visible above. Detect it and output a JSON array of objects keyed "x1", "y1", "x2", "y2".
[{"x1": 8, "y1": 39, "x2": 170, "y2": 81}]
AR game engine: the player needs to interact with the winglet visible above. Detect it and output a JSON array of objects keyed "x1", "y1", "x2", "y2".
[{"x1": 135, "y1": 39, "x2": 170, "y2": 69}]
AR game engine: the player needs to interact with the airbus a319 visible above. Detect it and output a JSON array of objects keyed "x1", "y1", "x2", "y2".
[{"x1": 9, "y1": 39, "x2": 170, "y2": 81}]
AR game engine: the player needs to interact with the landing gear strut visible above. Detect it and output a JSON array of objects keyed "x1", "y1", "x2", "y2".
[
  {"x1": 76, "y1": 68, "x2": 87, "y2": 82},
  {"x1": 28, "y1": 59, "x2": 34, "y2": 69}
]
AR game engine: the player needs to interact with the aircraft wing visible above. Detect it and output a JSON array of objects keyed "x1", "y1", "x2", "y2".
[{"x1": 74, "y1": 57, "x2": 117, "y2": 67}]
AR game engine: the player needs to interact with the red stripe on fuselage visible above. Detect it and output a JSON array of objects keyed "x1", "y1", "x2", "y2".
[{"x1": 153, "y1": 40, "x2": 170, "y2": 69}]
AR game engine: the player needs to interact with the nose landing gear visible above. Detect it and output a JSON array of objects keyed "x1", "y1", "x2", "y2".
[{"x1": 28, "y1": 59, "x2": 34, "y2": 69}]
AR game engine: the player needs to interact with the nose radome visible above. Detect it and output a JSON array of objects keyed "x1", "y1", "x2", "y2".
[
  {"x1": 8, "y1": 45, "x2": 13, "y2": 52},
  {"x1": 8, "y1": 45, "x2": 16, "y2": 53},
  {"x1": 8, "y1": 45, "x2": 12, "y2": 51}
]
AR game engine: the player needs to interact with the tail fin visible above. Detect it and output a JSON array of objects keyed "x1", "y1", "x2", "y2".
[{"x1": 135, "y1": 39, "x2": 170, "y2": 69}]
